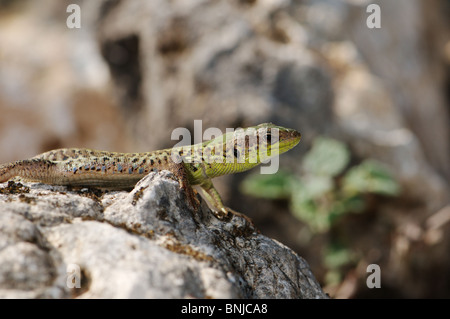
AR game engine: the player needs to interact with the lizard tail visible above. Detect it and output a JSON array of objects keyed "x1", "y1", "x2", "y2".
[
  {"x1": 0, "y1": 159, "x2": 57, "y2": 183},
  {"x1": 0, "y1": 162, "x2": 16, "y2": 183}
]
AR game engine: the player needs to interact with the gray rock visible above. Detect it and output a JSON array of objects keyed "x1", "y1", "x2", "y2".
[
  {"x1": 0, "y1": 172, "x2": 326, "y2": 299},
  {"x1": 330, "y1": 42, "x2": 449, "y2": 209},
  {"x1": 93, "y1": 0, "x2": 333, "y2": 149}
]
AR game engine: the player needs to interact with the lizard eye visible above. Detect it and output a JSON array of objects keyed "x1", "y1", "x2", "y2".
[
  {"x1": 262, "y1": 130, "x2": 278, "y2": 144},
  {"x1": 265, "y1": 133, "x2": 271, "y2": 144}
]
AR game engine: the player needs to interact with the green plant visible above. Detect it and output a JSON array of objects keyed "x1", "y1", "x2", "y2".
[
  {"x1": 322, "y1": 243, "x2": 356, "y2": 286},
  {"x1": 240, "y1": 136, "x2": 400, "y2": 233}
]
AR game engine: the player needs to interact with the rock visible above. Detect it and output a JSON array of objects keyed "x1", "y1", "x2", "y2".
[
  {"x1": 330, "y1": 43, "x2": 449, "y2": 209},
  {"x1": 344, "y1": 0, "x2": 450, "y2": 180},
  {"x1": 0, "y1": 172, "x2": 327, "y2": 299},
  {"x1": 93, "y1": 0, "x2": 333, "y2": 149}
]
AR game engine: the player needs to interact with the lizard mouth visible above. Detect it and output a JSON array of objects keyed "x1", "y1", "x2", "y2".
[{"x1": 278, "y1": 128, "x2": 301, "y2": 154}]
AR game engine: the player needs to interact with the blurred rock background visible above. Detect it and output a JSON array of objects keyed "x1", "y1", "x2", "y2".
[{"x1": 0, "y1": 0, "x2": 449, "y2": 298}]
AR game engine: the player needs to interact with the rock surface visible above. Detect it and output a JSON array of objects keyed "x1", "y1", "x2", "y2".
[{"x1": 0, "y1": 171, "x2": 326, "y2": 299}]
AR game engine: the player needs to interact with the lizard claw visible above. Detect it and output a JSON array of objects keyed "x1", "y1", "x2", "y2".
[{"x1": 211, "y1": 207, "x2": 232, "y2": 221}]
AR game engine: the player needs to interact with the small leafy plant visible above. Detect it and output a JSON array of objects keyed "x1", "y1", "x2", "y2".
[{"x1": 241, "y1": 136, "x2": 400, "y2": 233}]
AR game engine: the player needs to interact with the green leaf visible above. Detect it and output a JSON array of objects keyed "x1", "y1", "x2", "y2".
[
  {"x1": 343, "y1": 160, "x2": 400, "y2": 196},
  {"x1": 302, "y1": 137, "x2": 350, "y2": 177},
  {"x1": 291, "y1": 198, "x2": 333, "y2": 233},
  {"x1": 291, "y1": 179, "x2": 336, "y2": 233},
  {"x1": 323, "y1": 244, "x2": 355, "y2": 269},
  {"x1": 240, "y1": 170, "x2": 294, "y2": 200},
  {"x1": 323, "y1": 244, "x2": 356, "y2": 286},
  {"x1": 299, "y1": 175, "x2": 334, "y2": 199},
  {"x1": 291, "y1": 177, "x2": 368, "y2": 233}
]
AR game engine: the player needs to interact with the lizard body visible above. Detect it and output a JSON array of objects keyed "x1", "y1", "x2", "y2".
[{"x1": 0, "y1": 123, "x2": 301, "y2": 219}]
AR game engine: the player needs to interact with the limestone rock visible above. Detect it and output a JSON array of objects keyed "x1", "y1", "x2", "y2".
[{"x1": 0, "y1": 172, "x2": 326, "y2": 299}]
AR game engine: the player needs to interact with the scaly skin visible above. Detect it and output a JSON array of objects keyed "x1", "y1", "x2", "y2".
[{"x1": 0, "y1": 123, "x2": 301, "y2": 219}]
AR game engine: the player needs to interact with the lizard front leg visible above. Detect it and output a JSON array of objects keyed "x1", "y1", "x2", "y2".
[
  {"x1": 196, "y1": 179, "x2": 231, "y2": 220},
  {"x1": 196, "y1": 179, "x2": 256, "y2": 227},
  {"x1": 165, "y1": 161, "x2": 200, "y2": 211}
]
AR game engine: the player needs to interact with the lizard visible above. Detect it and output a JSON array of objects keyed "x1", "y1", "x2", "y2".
[{"x1": 0, "y1": 123, "x2": 301, "y2": 219}]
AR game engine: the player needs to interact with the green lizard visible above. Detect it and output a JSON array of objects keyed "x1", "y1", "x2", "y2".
[{"x1": 0, "y1": 123, "x2": 300, "y2": 219}]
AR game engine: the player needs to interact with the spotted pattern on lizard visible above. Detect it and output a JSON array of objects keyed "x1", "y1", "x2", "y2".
[{"x1": 0, "y1": 123, "x2": 301, "y2": 219}]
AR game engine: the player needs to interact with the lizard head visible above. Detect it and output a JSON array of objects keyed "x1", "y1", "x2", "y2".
[
  {"x1": 247, "y1": 123, "x2": 301, "y2": 163},
  {"x1": 211, "y1": 123, "x2": 301, "y2": 166},
  {"x1": 187, "y1": 123, "x2": 301, "y2": 180}
]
